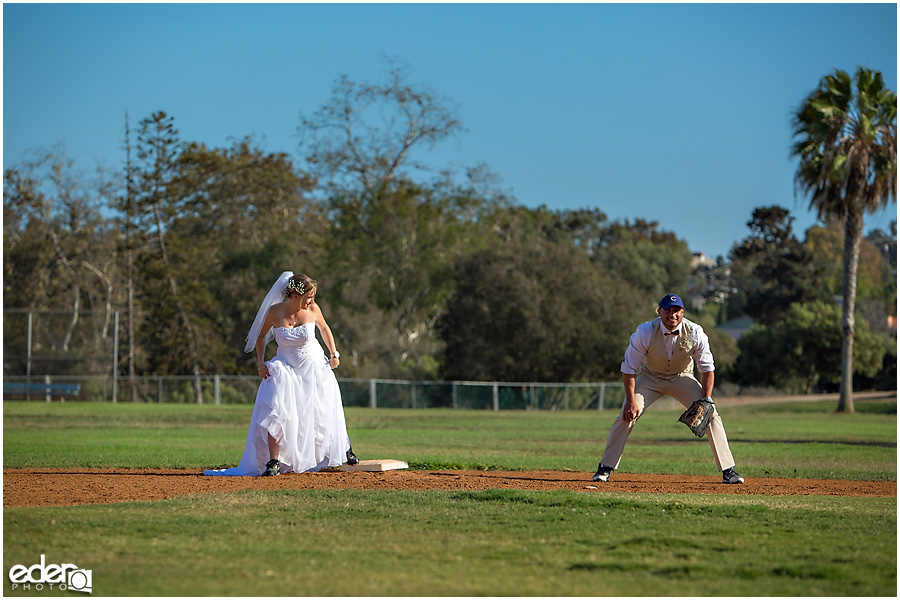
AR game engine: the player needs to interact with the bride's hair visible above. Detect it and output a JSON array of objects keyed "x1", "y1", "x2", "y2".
[{"x1": 283, "y1": 274, "x2": 317, "y2": 300}]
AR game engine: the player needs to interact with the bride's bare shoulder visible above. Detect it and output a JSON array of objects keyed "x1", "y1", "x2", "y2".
[
  {"x1": 309, "y1": 301, "x2": 327, "y2": 319},
  {"x1": 266, "y1": 303, "x2": 286, "y2": 320}
]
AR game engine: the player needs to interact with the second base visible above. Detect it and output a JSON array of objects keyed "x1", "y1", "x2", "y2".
[{"x1": 340, "y1": 459, "x2": 409, "y2": 472}]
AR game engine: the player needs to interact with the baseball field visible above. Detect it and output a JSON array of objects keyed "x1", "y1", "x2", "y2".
[{"x1": 3, "y1": 395, "x2": 897, "y2": 596}]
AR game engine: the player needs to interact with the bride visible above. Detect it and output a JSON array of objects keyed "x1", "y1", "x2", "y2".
[{"x1": 205, "y1": 272, "x2": 358, "y2": 476}]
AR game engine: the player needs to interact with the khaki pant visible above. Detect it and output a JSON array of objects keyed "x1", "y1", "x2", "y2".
[{"x1": 600, "y1": 373, "x2": 735, "y2": 472}]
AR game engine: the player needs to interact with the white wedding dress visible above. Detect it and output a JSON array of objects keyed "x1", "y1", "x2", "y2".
[{"x1": 204, "y1": 323, "x2": 351, "y2": 476}]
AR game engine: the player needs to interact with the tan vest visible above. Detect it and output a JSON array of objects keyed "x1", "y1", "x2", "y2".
[{"x1": 639, "y1": 317, "x2": 696, "y2": 381}]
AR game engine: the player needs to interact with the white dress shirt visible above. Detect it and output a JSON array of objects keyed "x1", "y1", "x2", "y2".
[{"x1": 620, "y1": 317, "x2": 715, "y2": 375}]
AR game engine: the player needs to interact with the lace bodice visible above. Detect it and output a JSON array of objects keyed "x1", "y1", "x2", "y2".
[{"x1": 273, "y1": 323, "x2": 323, "y2": 367}]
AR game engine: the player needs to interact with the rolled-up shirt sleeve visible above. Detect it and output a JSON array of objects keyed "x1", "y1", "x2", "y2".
[
  {"x1": 693, "y1": 327, "x2": 716, "y2": 373},
  {"x1": 620, "y1": 323, "x2": 651, "y2": 375}
]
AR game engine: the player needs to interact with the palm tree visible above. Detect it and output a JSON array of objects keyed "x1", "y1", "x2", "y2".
[{"x1": 792, "y1": 67, "x2": 896, "y2": 413}]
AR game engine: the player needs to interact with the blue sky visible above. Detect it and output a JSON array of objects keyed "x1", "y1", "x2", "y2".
[{"x1": 3, "y1": 2, "x2": 897, "y2": 259}]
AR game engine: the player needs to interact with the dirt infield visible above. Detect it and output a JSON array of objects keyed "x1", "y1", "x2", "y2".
[{"x1": 3, "y1": 468, "x2": 895, "y2": 508}]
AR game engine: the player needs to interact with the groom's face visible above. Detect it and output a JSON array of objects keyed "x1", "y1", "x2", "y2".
[{"x1": 657, "y1": 306, "x2": 684, "y2": 330}]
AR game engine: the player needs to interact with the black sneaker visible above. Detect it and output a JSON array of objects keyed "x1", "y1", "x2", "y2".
[
  {"x1": 346, "y1": 447, "x2": 359, "y2": 466},
  {"x1": 722, "y1": 467, "x2": 744, "y2": 484},
  {"x1": 592, "y1": 463, "x2": 612, "y2": 482},
  {"x1": 262, "y1": 459, "x2": 280, "y2": 476}
]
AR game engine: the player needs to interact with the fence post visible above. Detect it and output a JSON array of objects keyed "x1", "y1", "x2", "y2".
[
  {"x1": 369, "y1": 379, "x2": 377, "y2": 408},
  {"x1": 492, "y1": 383, "x2": 499, "y2": 411},
  {"x1": 158, "y1": 377, "x2": 163, "y2": 403},
  {"x1": 214, "y1": 374, "x2": 221, "y2": 405},
  {"x1": 452, "y1": 382, "x2": 458, "y2": 409},
  {"x1": 26, "y1": 311, "x2": 33, "y2": 401},
  {"x1": 411, "y1": 383, "x2": 416, "y2": 409},
  {"x1": 44, "y1": 374, "x2": 51, "y2": 403},
  {"x1": 112, "y1": 312, "x2": 119, "y2": 404},
  {"x1": 598, "y1": 383, "x2": 606, "y2": 410}
]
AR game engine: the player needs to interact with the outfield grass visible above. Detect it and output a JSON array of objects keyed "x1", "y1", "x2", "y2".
[
  {"x1": 4, "y1": 490, "x2": 895, "y2": 596},
  {"x1": 3, "y1": 399, "x2": 896, "y2": 480},
  {"x1": 3, "y1": 399, "x2": 897, "y2": 596}
]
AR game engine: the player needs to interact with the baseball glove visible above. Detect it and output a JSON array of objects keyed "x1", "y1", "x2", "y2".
[{"x1": 677, "y1": 397, "x2": 715, "y2": 438}]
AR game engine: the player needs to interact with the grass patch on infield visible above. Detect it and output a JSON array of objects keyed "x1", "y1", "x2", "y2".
[
  {"x1": 3, "y1": 398, "x2": 896, "y2": 480},
  {"x1": 3, "y1": 489, "x2": 895, "y2": 596}
]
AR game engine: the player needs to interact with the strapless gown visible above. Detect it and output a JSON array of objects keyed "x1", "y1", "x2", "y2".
[{"x1": 204, "y1": 324, "x2": 351, "y2": 476}]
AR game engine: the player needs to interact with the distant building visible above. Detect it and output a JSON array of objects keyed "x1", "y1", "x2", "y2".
[
  {"x1": 717, "y1": 315, "x2": 755, "y2": 341},
  {"x1": 691, "y1": 252, "x2": 715, "y2": 270},
  {"x1": 687, "y1": 252, "x2": 732, "y2": 312}
]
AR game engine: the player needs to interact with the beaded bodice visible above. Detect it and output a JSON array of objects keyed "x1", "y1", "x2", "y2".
[{"x1": 273, "y1": 324, "x2": 322, "y2": 367}]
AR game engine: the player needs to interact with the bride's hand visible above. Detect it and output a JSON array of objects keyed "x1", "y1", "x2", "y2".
[
  {"x1": 329, "y1": 356, "x2": 340, "y2": 369},
  {"x1": 258, "y1": 365, "x2": 270, "y2": 379}
]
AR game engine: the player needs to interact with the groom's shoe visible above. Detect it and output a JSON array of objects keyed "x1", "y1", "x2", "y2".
[
  {"x1": 592, "y1": 463, "x2": 612, "y2": 482},
  {"x1": 262, "y1": 459, "x2": 280, "y2": 476},
  {"x1": 346, "y1": 447, "x2": 359, "y2": 466},
  {"x1": 722, "y1": 467, "x2": 744, "y2": 484}
]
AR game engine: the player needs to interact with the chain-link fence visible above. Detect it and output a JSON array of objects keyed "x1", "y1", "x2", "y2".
[
  {"x1": 1, "y1": 373, "x2": 639, "y2": 410},
  {"x1": 338, "y1": 378, "x2": 631, "y2": 410},
  {"x1": 3, "y1": 309, "x2": 119, "y2": 400},
  {"x1": 3, "y1": 310, "x2": 119, "y2": 372},
  {"x1": 2, "y1": 310, "x2": 681, "y2": 410}
]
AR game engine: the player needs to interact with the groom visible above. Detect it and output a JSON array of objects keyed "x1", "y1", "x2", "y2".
[{"x1": 592, "y1": 294, "x2": 744, "y2": 485}]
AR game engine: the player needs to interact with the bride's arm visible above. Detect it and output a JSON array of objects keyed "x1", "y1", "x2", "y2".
[
  {"x1": 256, "y1": 308, "x2": 278, "y2": 379},
  {"x1": 311, "y1": 302, "x2": 341, "y2": 368}
]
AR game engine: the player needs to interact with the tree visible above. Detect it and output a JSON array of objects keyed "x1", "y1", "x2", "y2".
[
  {"x1": 174, "y1": 138, "x2": 323, "y2": 371},
  {"x1": 592, "y1": 218, "x2": 693, "y2": 301},
  {"x1": 133, "y1": 111, "x2": 207, "y2": 402},
  {"x1": 792, "y1": 67, "x2": 897, "y2": 413},
  {"x1": 3, "y1": 148, "x2": 120, "y2": 377},
  {"x1": 727, "y1": 206, "x2": 828, "y2": 324},
  {"x1": 866, "y1": 221, "x2": 897, "y2": 274},
  {"x1": 323, "y1": 173, "x2": 501, "y2": 378},
  {"x1": 806, "y1": 223, "x2": 893, "y2": 302},
  {"x1": 730, "y1": 301, "x2": 887, "y2": 394},
  {"x1": 299, "y1": 63, "x2": 462, "y2": 204},
  {"x1": 297, "y1": 65, "x2": 495, "y2": 378},
  {"x1": 438, "y1": 237, "x2": 645, "y2": 382},
  {"x1": 112, "y1": 111, "x2": 142, "y2": 401}
]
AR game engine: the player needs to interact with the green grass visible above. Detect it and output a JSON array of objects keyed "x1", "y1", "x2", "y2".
[
  {"x1": 3, "y1": 399, "x2": 896, "y2": 480},
  {"x1": 3, "y1": 491, "x2": 895, "y2": 596},
  {"x1": 3, "y1": 398, "x2": 897, "y2": 596}
]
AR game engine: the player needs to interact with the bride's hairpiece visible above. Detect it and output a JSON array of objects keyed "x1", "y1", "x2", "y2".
[
  {"x1": 283, "y1": 274, "x2": 317, "y2": 300},
  {"x1": 285, "y1": 278, "x2": 306, "y2": 298}
]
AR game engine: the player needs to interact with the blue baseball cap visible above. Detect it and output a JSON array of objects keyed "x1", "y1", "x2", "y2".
[{"x1": 658, "y1": 294, "x2": 684, "y2": 310}]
